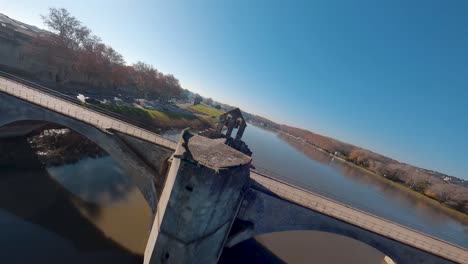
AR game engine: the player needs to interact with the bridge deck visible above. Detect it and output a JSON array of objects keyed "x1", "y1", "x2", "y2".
[
  {"x1": 0, "y1": 73, "x2": 177, "y2": 150},
  {"x1": 250, "y1": 171, "x2": 468, "y2": 264}
]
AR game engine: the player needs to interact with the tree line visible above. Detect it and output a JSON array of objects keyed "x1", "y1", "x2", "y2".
[
  {"x1": 281, "y1": 124, "x2": 468, "y2": 215},
  {"x1": 24, "y1": 8, "x2": 184, "y2": 99}
]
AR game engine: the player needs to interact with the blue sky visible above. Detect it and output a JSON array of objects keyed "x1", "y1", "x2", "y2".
[{"x1": 2, "y1": 1, "x2": 467, "y2": 179}]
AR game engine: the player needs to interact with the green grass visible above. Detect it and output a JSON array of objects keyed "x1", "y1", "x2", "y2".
[
  {"x1": 188, "y1": 103, "x2": 224, "y2": 117},
  {"x1": 94, "y1": 104, "x2": 215, "y2": 130}
]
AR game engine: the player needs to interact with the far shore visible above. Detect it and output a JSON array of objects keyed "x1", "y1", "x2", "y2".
[{"x1": 268, "y1": 127, "x2": 468, "y2": 224}]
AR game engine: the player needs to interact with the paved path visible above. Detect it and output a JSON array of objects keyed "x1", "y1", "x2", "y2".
[
  {"x1": 250, "y1": 171, "x2": 468, "y2": 264},
  {"x1": 0, "y1": 75, "x2": 177, "y2": 150}
]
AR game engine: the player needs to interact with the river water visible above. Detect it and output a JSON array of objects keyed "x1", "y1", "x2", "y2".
[
  {"x1": 238, "y1": 124, "x2": 467, "y2": 263},
  {"x1": 242, "y1": 125, "x2": 467, "y2": 246},
  {"x1": 0, "y1": 136, "x2": 150, "y2": 264},
  {"x1": 0, "y1": 124, "x2": 466, "y2": 263}
]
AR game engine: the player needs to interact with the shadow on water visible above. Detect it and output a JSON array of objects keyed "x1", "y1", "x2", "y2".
[
  {"x1": 0, "y1": 137, "x2": 143, "y2": 263},
  {"x1": 219, "y1": 238, "x2": 285, "y2": 264}
]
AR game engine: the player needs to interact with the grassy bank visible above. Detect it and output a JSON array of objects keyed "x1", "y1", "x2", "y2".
[
  {"x1": 188, "y1": 103, "x2": 224, "y2": 116},
  {"x1": 94, "y1": 104, "x2": 215, "y2": 131}
]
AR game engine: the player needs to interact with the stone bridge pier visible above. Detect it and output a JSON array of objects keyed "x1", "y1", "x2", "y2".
[{"x1": 144, "y1": 130, "x2": 252, "y2": 264}]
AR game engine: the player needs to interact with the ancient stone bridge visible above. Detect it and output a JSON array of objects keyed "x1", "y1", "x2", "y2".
[{"x1": 0, "y1": 72, "x2": 466, "y2": 264}]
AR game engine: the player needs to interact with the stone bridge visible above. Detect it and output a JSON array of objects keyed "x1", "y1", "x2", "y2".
[{"x1": 0, "y1": 72, "x2": 466, "y2": 264}]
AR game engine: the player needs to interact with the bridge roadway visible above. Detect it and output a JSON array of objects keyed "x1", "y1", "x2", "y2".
[
  {"x1": 0, "y1": 72, "x2": 177, "y2": 150},
  {"x1": 1, "y1": 73, "x2": 467, "y2": 263},
  {"x1": 250, "y1": 171, "x2": 468, "y2": 263}
]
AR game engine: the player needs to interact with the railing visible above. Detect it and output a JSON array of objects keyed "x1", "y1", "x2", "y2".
[
  {"x1": 250, "y1": 169, "x2": 468, "y2": 264},
  {"x1": 0, "y1": 71, "x2": 177, "y2": 150}
]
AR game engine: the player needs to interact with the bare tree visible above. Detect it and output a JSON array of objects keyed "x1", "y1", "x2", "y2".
[{"x1": 41, "y1": 8, "x2": 90, "y2": 50}]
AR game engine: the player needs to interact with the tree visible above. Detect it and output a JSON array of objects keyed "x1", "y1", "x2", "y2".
[
  {"x1": 31, "y1": 8, "x2": 186, "y2": 97},
  {"x1": 206, "y1": 98, "x2": 213, "y2": 105},
  {"x1": 76, "y1": 35, "x2": 105, "y2": 84},
  {"x1": 104, "y1": 46, "x2": 125, "y2": 65},
  {"x1": 348, "y1": 149, "x2": 370, "y2": 168},
  {"x1": 41, "y1": 8, "x2": 90, "y2": 50},
  {"x1": 40, "y1": 8, "x2": 93, "y2": 83},
  {"x1": 428, "y1": 183, "x2": 456, "y2": 203},
  {"x1": 406, "y1": 172, "x2": 430, "y2": 193},
  {"x1": 132, "y1": 61, "x2": 158, "y2": 97},
  {"x1": 194, "y1": 94, "x2": 203, "y2": 105}
]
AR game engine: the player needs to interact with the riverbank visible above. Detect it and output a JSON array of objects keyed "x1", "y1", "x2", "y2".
[{"x1": 277, "y1": 130, "x2": 468, "y2": 224}]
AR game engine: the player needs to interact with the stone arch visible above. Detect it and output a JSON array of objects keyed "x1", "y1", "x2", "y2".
[
  {"x1": 253, "y1": 230, "x2": 394, "y2": 264},
  {"x1": 229, "y1": 188, "x2": 453, "y2": 264},
  {"x1": 0, "y1": 92, "x2": 173, "y2": 214}
]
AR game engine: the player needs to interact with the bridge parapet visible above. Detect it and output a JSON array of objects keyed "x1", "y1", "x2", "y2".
[
  {"x1": 0, "y1": 74, "x2": 177, "y2": 150},
  {"x1": 244, "y1": 172, "x2": 468, "y2": 264}
]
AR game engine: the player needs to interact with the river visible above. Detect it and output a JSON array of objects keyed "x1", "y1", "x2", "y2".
[
  {"x1": 235, "y1": 124, "x2": 467, "y2": 263},
  {"x1": 0, "y1": 124, "x2": 466, "y2": 263},
  {"x1": 0, "y1": 136, "x2": 150, "y2": 264}
]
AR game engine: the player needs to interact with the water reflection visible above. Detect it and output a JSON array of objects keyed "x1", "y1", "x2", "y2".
[
  {"x1": 47, "y1": 156, "x2": 133, "y2": 205},
  {"x1": 0, "y1": 130, "x2": 150, "y2": 263},
  {"x1": 46, "y1": 156, "x2": 152, "y2": 254},
  {"x1": 256, "y1": 231, "x2": 390, "y2": 264}
]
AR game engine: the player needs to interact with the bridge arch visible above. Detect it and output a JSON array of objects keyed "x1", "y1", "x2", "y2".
[
  {"x1": 229, "y1": 186, "x2": 454, "y2": 264},
  {"x1": 0, "y1": 92, "x2": 173, "y2": 214},
  {"x1": 254, "y1": 230, "x2": 394, "y2": 264}
]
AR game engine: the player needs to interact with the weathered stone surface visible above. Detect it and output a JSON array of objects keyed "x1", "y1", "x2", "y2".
[
  {"x1": 234, "y1": 178, "x2": 458, "y2": 264},
  {"x1": 185, "y1": 134, "x2": 251, "y2": 170},
  {"x1": 144, "y1": 131, "x2": 251, "y2": 264},
  {"x1": 115, "y1": 132, "x2": 173, "y2": 196},
  {"x1": 200, "y1": 108, "x2": 252, "y2": 156}
]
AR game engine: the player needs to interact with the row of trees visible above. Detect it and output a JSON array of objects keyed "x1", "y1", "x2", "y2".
[
  {"x1": 26, "y1": 8, "x2": 184, "y2": 99},
  {"x1": 281, "y1": 125, "x2": 468, "y2": 214},
  {"x1": 347, "y1": 149, "x2": 467, "y2": 213},
  {"x1": 281, "y1": 125, "x2": 356, "y2": 154}
]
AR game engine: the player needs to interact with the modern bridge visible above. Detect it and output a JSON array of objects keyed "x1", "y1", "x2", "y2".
[{"x1": 0, "y1": 72, "x2": 466, "y2": 264}]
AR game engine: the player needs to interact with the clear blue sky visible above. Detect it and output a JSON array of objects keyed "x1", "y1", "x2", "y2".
[{"x1": 2, "y1": 1, "x2": 468, "y2": 179}]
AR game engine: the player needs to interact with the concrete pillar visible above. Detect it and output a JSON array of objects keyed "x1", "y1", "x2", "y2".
[{"x1": 144, "y1": 130, "x2": 252, "y2": 264}]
